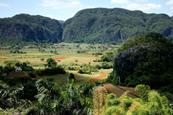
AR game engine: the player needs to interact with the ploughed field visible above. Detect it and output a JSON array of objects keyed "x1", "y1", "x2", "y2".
[{"x1": 0, "y1": 43, "x2": 119, "y2": 81}]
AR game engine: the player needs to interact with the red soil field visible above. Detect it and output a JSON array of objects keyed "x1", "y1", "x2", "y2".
[{"x1": 54, "y1": 56, "x2": 65, "y2": 61}]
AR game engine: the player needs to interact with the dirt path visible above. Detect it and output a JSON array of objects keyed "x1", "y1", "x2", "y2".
[
  {"x1": 91, "y1": 72, "x2": 108, "y2": 81},
  {"x1": 93, "y1": 83, "x2": 138, "y2": 115}
]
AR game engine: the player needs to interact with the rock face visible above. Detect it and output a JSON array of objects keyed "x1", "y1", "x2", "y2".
[
  {"x1": 63, "y1": 8, "x2": 173, "y2": 43},
  {"x1": 0, "y1": 14, "x2": 63, "y2": 43}
]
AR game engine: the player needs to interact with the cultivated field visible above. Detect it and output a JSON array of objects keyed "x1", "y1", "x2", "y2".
[{"x1": 0, "y1": 43, "x2": 120, "y2": 81}]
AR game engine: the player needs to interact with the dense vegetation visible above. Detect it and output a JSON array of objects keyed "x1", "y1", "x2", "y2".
[
  {"x1": 103, "y1": 85, "x2": 173, "y2": 115},
  {"x1": 63, "y1": 8, "x2": 173, "y2": 43},
  {"x1": 1, "y1": 8, "x2": 173, "y2": 44},
  {"x1": 0, "y1": 59, "x2": 95, "y2": 114},
  {"x1": 110, "y1": 33, "x2": 173, "y2": 93},
  {"x1": 0, "y1": 14, "x2": 63, "y2": 44},
  {"x1": 1, "y1": 8, "x2": 173, "y2": 114}
]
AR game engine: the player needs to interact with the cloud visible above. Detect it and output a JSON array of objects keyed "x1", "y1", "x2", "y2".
[
  {"x1": 126, "y1": 3, "x2": 161, "y2": 11},
  {"x1": 111, "y1": 0, "x2": 129, "y2": 4},
  {"x1": 111, "y1": 0, "x2": 161, "y2": 11},
  {"x1": 0, "y1": 3, "x2": 9, "y2": 8},
  {"x1": 41, "y1": 0, "x2": 82, "y2": 9},
  {"x1": 166, "y1": 0, "x2": 173, "y2": 9},
  {"x1": 167, "y1": 0, "x2": 173, "y2": 5}
]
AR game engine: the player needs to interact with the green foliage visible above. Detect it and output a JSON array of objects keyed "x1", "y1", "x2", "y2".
[
  {"x1": 63, "y1": 8, "x2": 173, "y2": 43},
  {"x1": 38, "y1": 66, "x2": 66, "y2": 76},
  {"x1": 0, "y1": 14, "x2": 63, "y2": 43},
  {"x1": 96, "y1": 62, "x2": 113, "y2": 69},
  {"x1": 25, "y1": 79, "x2": 93, "y2": 115},
  {"x1": 3, "y1": 63, "x2": 15, "y2": 74},
  {"x1": 106, "y1": 72, "x2": 119, "y2": 85},
  {"x1": 103, "y1": 85, "x2": 173, "y2": 115},
  {"x1": 78, "y1": 64, "x2": 98, "y2": 74},
  {"x1": 15, "y1": 62, "x2": 33, "y2": 72},
  {"x1": 100, "y1": 52, "x2": 115, "y2": 62},
  {"x1": 36, "y1": 58, "x2": 66, "y2": 75},
  {"x1": 0, "y1": 62, "x2": 94, "y2": 114},
  {"x1": 135, "y1": 84, "x2": 150, "y2": 100},
  {"x1": 46, "y1": 58, "x2": 57, "y2": 69},
  {"x1": 0, "y1": 80, "x2": 31, "y2": 109},
  {"x1": 111, "y1": 33, "x2": 173, "y2": 92}
]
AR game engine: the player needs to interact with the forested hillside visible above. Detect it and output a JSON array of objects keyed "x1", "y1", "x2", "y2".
[
  {"x1": 63, "y1": 8, "x2": 173, "y2": 43},
  {"x1": 0, "y1": 8, "x2": 173, "y2": 44},
  {"x1": 0, "y1": 14, "x2": 63, "y2": 43}
]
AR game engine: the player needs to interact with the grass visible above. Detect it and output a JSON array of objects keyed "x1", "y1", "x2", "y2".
[{"x1": 0, "y1": 43, "x2": 119, "y2": 81}]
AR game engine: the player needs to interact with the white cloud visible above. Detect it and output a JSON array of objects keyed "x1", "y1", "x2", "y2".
[
  {"x1": 0, "y1": 3, "x2": 9, "y2": 8},
  {"x1": 111, "y1": 0, "x2": 129, "y2": 4},
  {"x1": 166, "y1": 0, "x2": 173, "y2": 5},
  {"x1": 111, "y1": 0, "x2": 161, "y2": 11},
  {"x1": 41, "y1": 0, "x2": 82, "y2": 9},
  {"x1": 126, "y1": 3, "x2": 161, "y2": 11},
  {"x1": 166, "y1": 0, "x2": 173, "y2": 9}
]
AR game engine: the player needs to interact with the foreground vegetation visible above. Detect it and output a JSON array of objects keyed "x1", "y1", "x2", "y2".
[
  {"x1": 0, "y1": 33, "x2": 173, "y2": 114},
  {"x1": 103, "y1": 85, "x2": 173, "y2": 115}
]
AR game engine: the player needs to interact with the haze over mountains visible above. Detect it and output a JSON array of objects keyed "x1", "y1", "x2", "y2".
[{"x1": 0, "y1": 8, "x2": 173, "y2": 43}]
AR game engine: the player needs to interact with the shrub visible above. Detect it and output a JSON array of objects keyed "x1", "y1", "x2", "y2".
[
  {"x1": 3, "y1": 64, "x2": 15, "y2": 75},
  {"x1": 15, "y1": 62, "x2": 33, "y2": 72},
  {"x1": 103, "y1": 85, "x2": 173, "y2": 115},
  {"x1": 68, "y1": 66, "x2": 80, "y2": 71},
  {"x1": 135, "y1": 84, "x2": 150, "y2": 100},
  {"x1": 96, "y1": 62, "x2": 113, "y2": 69},
  {"x1": 100, "y1": 51, "x2": 115, "y2": 62},
  {"x1": 78, "y1": 64, "x2": 97, "y2": 74},
  {"x1": 38, "y1": 66, "x2": 66, "y2": 76},
  {"x1": 45, "y1": 58, "x2": 57, "y2": 69}
]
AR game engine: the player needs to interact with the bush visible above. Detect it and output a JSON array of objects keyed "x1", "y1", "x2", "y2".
[
  {"x1": 38, "y1": 66, "x2": 66, "y2": 76},
  {"x1": 135, "y1": 84, "x2": 150, "y2": 100},
  {"x1": 45, "y1": 58, "x2": 57, "y2": 69},
  {"x1": 78, "y1": 64, "x2": 97, "y2": 74},
  {"x1": 68, "y1": 66, "x2": 80, "y2": 71},
  {"x1": 96, "y1": 62, "x2": 113, "y2": 69},
  {"x1": 103, "y1": 85, "x2": 173, "y2": 115},
  {"x1": 100, "y1": 52, "x2": 115, "y2": 62},
  {"x1": 15, "y1": 62, "x2": 33, "y2": 72},
  {"x1": 3, "y1": 64, "x2": 15, "y2": 75}
]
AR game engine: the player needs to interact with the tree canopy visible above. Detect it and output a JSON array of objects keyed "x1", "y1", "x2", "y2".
[{"x1": 112, "y1": 33, "x2": 173, "y2": 92}]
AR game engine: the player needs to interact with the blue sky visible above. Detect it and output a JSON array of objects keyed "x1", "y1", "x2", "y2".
[{"x1": 0, "y1": 0, "x2": 173, "y2": 20}]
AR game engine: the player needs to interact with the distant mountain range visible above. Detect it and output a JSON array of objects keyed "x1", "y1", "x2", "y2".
[{"x1": 0, "y1": 8, "x2": 173, "y2": 43}]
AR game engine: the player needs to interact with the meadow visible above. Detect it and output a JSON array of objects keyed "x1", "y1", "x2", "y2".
[{"x1": 0, "y1": 43, "x2": 119, "y2": 81}]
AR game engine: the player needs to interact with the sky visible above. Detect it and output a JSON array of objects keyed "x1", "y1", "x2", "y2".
[{"x1": 0, "y1": 0, "x2": 173, "y2": 21}]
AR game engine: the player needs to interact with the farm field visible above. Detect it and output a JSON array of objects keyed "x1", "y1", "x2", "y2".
[{"x1": 0, "y1": 43, "x2": 119, "y2": 80}]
